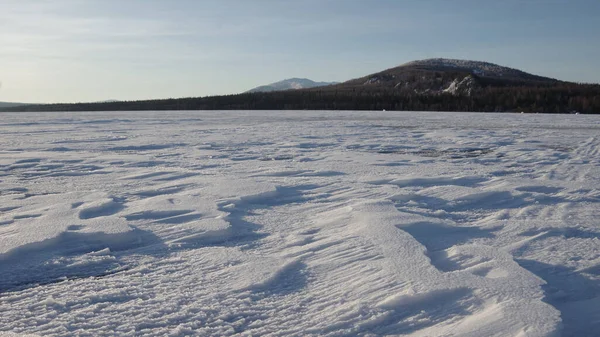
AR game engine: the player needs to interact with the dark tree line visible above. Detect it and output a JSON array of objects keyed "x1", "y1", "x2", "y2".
[{"x1": 2, "y1": 83, "x2": 599, "y2": 114}]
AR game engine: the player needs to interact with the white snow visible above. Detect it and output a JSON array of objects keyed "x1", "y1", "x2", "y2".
[
  {"x1": 0, "y1": 110, "x2": 599, "y2": 336},
  {"x1": 442, "y1": 76, "x2": 476, "y2": 96}
]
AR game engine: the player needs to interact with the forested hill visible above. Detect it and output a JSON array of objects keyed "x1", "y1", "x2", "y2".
[
  {"x1": 0, "y1": 102, "x2": 26, "y2": 108},
  {"x1": 3, "y1": 59, "x2": 600, "y2": 113}
]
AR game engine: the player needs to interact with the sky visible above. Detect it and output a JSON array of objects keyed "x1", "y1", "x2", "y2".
[{"x1": 1, "y1": 0, "x2": 599, "y2": 103}]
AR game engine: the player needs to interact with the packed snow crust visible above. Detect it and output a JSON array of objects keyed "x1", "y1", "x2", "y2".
[{"x1": 1, "y1": 110, "x2": 599, "y2": 336}]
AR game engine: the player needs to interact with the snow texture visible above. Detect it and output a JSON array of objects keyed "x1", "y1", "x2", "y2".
[{"x1": 1, "y1": 110, "x2": 599, "y2": 336}]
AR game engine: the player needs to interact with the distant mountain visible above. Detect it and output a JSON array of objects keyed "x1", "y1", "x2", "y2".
[
  {"x1": 94, "y1": 99, "x2": 120, "y2": 103},
  {"x1": 0, "y1": 101, "x2": 26, "y2": 108},
  {"x1": 246, "y1": 78, "x2": 337, "y2": 93},
  {"x1": 401, "y1": 58, "x2": 556, "y2": 82},
  {"x1": 339, "y1": 58, "x2": 560, "y2": 97},
  {"x1": 2, "y1": 58, "x2": 599, "y2": 113}
]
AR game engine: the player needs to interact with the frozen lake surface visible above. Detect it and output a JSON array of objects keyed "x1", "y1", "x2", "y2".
[{"x1": 1, "y1": 110, "x2": 599, "y2": 336}]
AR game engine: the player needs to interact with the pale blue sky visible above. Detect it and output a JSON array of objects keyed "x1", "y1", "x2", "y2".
[{"x1": 1, "y1": 0, "x2": 599, "y2": 103}]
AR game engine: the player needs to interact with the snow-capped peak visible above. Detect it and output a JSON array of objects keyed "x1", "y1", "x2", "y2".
[{"x1": 246, "y1": 78, "x2": 337, "y2": 93}]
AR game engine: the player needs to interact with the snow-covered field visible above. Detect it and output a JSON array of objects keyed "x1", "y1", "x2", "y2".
[{"x1": 1, "y1": 110, "x2": 599, "y2": 336}]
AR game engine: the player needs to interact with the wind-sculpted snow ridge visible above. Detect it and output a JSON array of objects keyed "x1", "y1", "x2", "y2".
[{"x1": 1, "y1": 111, "x2": 599, "y2": 336}]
